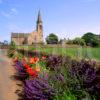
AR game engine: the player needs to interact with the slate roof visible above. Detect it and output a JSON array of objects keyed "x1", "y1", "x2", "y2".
[{"x1": 11, "y1": 33, "x2": 29, "y2": 38}]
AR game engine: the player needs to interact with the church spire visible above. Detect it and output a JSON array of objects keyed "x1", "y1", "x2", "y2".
[
  {"x1": 37, "y1": 10, "x2": 42, "y2": 23},
  {"x1": 36, "y1": 10, "x2": 43, "y2": 33}
]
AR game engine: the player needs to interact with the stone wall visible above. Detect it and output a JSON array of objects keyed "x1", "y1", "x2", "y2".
[{"x1": 11, "y1": 37, "x2": 25, "y2": 45}]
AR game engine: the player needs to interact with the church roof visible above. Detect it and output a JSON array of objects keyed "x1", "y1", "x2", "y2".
[
  {"x1": 37, "y1": 10, "x2": 42, "y2": 23},
  {"x1": 11, "y1": 33, "x2": 29, "y2": 38}
]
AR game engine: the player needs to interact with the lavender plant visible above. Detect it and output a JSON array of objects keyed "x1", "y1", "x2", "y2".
[
  {"x1": 24, "y1": 77, "x2": 55, "y2": 100},
  {"x1": 62, "y1": 60, "x2": 99, "y2": 100},
  {"x1": 46, "y1": 55, "x2": 100, "y2": 100},
  {"x1": 15, "y1": 61, "x2": 28, "y2": 79},
  {"x1": 46, "y1": 55, "x2": 62, "y2": 70}
]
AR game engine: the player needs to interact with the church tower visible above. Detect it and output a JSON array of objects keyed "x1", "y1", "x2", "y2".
[{"x1": 36, "y1": 10, "x2": 43, "y2": 43}]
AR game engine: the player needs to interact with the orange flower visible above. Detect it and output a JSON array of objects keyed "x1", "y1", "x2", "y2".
[
  {"x1": 42, "y1": 56, "x2": 46, "y2": 60},
  {"x1": 35, "y1": 67, "x2": 40, "y2": 72},
  {"x1": 29, "y1": 58, "x2": 35, "y2": 64},
  {"x1": 29, "y1": 57, "x2": 39, "y2": 64}
]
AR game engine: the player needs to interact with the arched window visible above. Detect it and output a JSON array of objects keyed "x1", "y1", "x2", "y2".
[{"x1": 23, "y1": 38, "x2": 27, "y2": 45}]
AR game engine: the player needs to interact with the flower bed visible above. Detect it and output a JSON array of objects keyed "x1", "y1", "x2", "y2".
[{"x1": 12, "y1": 50, "x2": 100, "y2": 100}]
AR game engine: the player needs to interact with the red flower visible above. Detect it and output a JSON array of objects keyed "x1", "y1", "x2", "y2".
[
  {"x1": 24, "y1": 64, "x2": 30, "y2": 69},
  {"x1": 26, "y1": 67, "x2": 32, "y2": 73},
  {"x1": 42, "y1": 56, "x2": 46, "y2": 60},
  {"x1": 22, "y1": 61, "x2": 30, "y2": 69},
  {"x1": 34, "y1": 57, "x2": 39, "y2": 62},
  {"x1": 31, "y1": 71, "x2": 38, "y2": 77},
  {"x1": 26, "y1": 67, "x2": 38, "y2": 77}
]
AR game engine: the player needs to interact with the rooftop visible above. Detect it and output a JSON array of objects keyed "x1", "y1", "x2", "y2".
[{"x1": 11, "y1": 33, "x2": 29, "y2": 38}]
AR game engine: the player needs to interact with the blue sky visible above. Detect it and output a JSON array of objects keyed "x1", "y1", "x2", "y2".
[{"x1": 0, "y1": 0, "x2": 100, "y2": 42}]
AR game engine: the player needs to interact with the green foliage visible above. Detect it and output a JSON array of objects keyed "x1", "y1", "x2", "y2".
[
  {"x1": 17, "y1": 45, "x2": 100, "y2": 60},
  {"x1": 73, "y1": 37, "x2": 86, "y2": 46},
  {"x1": 48, "y1": 63, "x2": 88, "y2": 100},
  {"x1": 10, "y1": 41, "x2": 16, "y2": 48},
  {"x1": 82, "y1": 32, "x2": 100, "y2": 47},
  {"x1": 46, "y1": 55, "x2": 99, "y2": 100},
  {"x1": 66, "y1": 40, "x2": 73, "y2": 44},
  {"x1": 7, "y1": 41, "x2": 16, "y2": 58},
  {"x1": 46, "y1": 33, "x2": 58, "y2": 44},
  {"x1": 53, "y1": 92, "x2": 77, "y2": 100}
]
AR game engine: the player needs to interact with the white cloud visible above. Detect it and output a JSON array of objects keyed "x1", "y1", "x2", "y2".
[
  {"x1": 10, "y1": 8, "x2": 18, "y2": 15},
  {"x1": 1, "y1": 8, "x2": 18, "y2": 18}
]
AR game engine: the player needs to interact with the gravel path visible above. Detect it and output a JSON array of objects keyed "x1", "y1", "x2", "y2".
[{"x1": 0, "y1": 49, "x2": 19, "y2": 100}]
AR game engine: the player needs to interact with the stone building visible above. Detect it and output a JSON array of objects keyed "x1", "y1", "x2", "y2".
[{"x1": 11, "y1": 11, "x2": 43, "y2": 45}]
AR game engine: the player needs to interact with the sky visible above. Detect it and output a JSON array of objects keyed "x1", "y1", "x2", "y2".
[{"x1": 0, "y1": 0, "x2": 100, "y2": 42}]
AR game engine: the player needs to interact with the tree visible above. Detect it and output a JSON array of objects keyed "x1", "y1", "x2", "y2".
[
  {"x1": 73, "y1": 38, "x2": 86, "y2": 46},
  {"x1": 46, "y1": 33, "x2": 58, "y2": 44},
  {"x1": 66, "y1": 39, "x2": 73, "y2": 44},
  {"x1": 3, "y1": 40, "x2": 8, "y2": 45},
  {"x1": 59, "y1": 38, "x2": 66, "y2": 44},
  {"x1": 82, "y1": 32, "x2": 99, "y2": 47},
  {"x1": 10, "y1": 41, "x2": 16, "y2": 49}
]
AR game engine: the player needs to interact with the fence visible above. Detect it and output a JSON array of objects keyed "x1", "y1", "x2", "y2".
[{"x1": 0, "y1": 45, "x2": 9, "y2": 49}]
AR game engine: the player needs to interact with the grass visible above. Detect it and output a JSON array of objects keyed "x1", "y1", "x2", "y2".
[{"x1": 17, "y1": 45, "x2": 100, "y2": 61}]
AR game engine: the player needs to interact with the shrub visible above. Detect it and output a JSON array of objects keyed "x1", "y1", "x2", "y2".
[
  {"x1": 7, "y1": 41, "x2": 16, "y2": 58},
  {"x1": 73, "y1": 38, "x2": 86, "y2": 46}
]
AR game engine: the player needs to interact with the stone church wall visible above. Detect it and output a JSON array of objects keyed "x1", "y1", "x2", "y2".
[{"x1": 12, "y1": 38, "x2": 25, "y2": 45}]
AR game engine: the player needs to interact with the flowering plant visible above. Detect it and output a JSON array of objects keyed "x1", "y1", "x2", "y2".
[{"x1": 13, "y1": 55, "x2": 47, "y2": 79}]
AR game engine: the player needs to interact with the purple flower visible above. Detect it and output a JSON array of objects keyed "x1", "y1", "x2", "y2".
[{"x1": 24, "y1": 78, "x2": 55, "y2": 100}]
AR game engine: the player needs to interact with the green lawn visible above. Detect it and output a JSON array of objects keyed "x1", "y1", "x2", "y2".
[{"x1": 17, "y1": 45, "x2": 100, "y2": 61}]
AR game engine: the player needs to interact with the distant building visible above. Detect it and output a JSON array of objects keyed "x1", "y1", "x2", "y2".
[
  {"x1": 11, "y1": 11, "x2": 43, "y2": 45},
  {"x1": 95, "y1": 34, "x2": 100, "y2": 40},
  {"x1": 0, "y1": 42, "x2": 3, "y2": 45}
]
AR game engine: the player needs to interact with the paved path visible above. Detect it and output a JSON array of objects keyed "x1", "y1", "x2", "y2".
[{"x1": 0, "y1": 49, "x2": 19, "y2": 100}]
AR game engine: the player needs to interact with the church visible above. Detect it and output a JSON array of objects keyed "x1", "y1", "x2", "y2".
[{"x1": 11, "y1": 11, "x2": 43, "y2": 45}]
